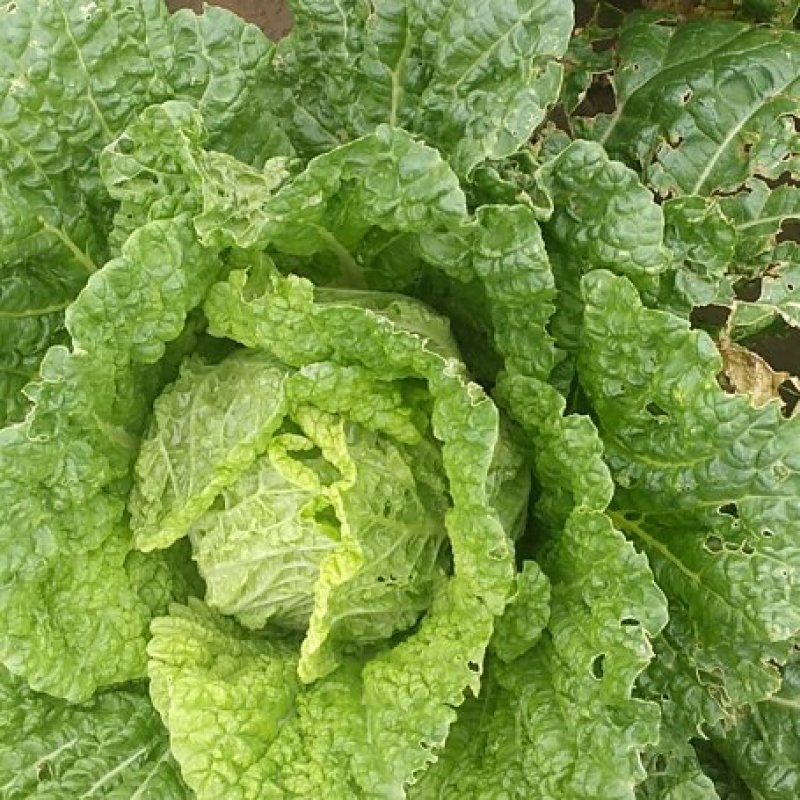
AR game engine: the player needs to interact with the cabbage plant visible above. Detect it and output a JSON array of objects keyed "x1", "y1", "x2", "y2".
[{"x1": 1, "y1": 0, "x2": 799, "y2": 798}]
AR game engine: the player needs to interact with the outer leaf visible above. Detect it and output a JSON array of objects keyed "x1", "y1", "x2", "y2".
[
  {"x1": 637, "y1": 737, "x2": 721, "y2": 800},
  {"x1": 716, "y1": 180, "x2": 800, "y2": 333},
  {"x1": 0, "y1": 0, "x2": 173, "y2": 417},
  {"x1": 0, "y1": 261, "x2": 84, "y2": 424},
  {"x1": 364, "y1": 0, "x2": 574, "y2": 176},
  {"x1": 512, "y1": 512, "x2": 666, "y2": 798},
  {"x1": 149, "y1": 592, "x2": 492, "y2": 800},
  {"x1": 101, "y1": 102, "x2": 561, "y2": 398},
  {"x1": 709, "y1": 649, "x2": 800, "y2": 799},
  {"x1": 0, "y1": 0, "x2": 291, "y2": 267},
  {"x1": 148, "y1": 600, "x2": 305, "y2": 800},
  {"x1": 0, "y1": 218, "x2": 222, "y2": 700},
  {"x1": 559, "y1": 19, "x2": 615, "y2": 114},
  {"x1": 741, "y1": 0, "x2": 800, "y2": 24},
  {"x1": 168, "y1": 5, "x2": 294, "y2": 165},
  {"x1": 0, "y1": 0, "x2": 173, "y2": 267},
  {"x1": 118, "y1": 106, "x2": 470, "y2": 290},
  {"x1": 99, "y1": 100, "x2": 211, "y2": 254},
  {"x1": 194, "y1": 124, "x2": 466, "y2": 260},
  {"x1": 537, "y1": 139, "x2": 669, "y2": 355},
  {"x1": 356, "y1": 581, "x2": 495, "y2": 795},
  {"x1": 579, "y1": 270, "x2": 800, "y2": 733},
  {"x1": 0, "y1": 666, "x2": 189, "y2": 799},
  {"x1": 0, "y1": 1, "x2": 290, "y2": 420},
  {"x1": 721, "y1": 180, "x2": 800, "y2": 270},
  {"x1": 587, "y1": 15, "x2": 800, "y2": 198},
  {"x1": 415, "y1": 378, "x2": 668, "y2": 799},
  {"x1": 265, "y1": 0, "x2": 366, "y2": 155},
  {"x1": 731, "y1": 259, "x2": 800, "y2": 337},
  {"x1": 0, "y1": 0, "x2": 288, "y2": 263},
  {"x1": 269, "y1": 0, "x2": 573, "y2": 176},
  {"x1": 661, "y1": 195, "x2": 737, "y2": 311},
  {"x1": 467, "y1": 148, "x2": 554, "y2": 212},
  {"x1": 417, "y1": 203, "x2": 558, "y2": 384}
]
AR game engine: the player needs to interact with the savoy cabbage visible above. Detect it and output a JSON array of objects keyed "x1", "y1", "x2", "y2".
[{"x1": 0, "y1": 0, "x2": 799, "y2": 798}]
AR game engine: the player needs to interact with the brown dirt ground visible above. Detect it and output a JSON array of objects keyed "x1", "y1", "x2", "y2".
[{"x1": 166, "y1": 0, "x2": 293, "y2": 39}]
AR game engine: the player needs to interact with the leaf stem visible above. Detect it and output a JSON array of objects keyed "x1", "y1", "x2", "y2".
[
  {"x1": 39, "y1": 219, "x2": 98, "y2": 274},
  {"x1": 315, "y1": 228, "x2": 367, "y2": 289}
]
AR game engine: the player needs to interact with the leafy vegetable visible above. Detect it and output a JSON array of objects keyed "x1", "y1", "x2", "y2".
[
  {"x1": 1, "y1": 0, "x2": 799, "y2": 797},
  {"x1": 0, "y1": 665, "x2": 188, "y2": 799}
]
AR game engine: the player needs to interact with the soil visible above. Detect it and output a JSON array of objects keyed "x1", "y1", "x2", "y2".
[{"x1": 166, "y1": 0, "x2": 292, "y2": 39}]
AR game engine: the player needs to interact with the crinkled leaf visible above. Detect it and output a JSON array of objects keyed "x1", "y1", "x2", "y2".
[
  {"x1": 133, "y1": 296, "x2": 474, "y2": 684},
  {"x1": 0, "y1": 666, "x2": 189, "y2": 799},
  {"x1": 120, "y1": 106, "x2": 469, "y2": 288},
  {"x1": 467, "y1": 148, "x2": 554, "y2": 212},
  {"x1": 0, "y1": 0, "x2": 288, "y2": 229},
  {"x1": 149, "y1": 591, "x2": 493, "y2": 799},
  {"x1": 0, "y1": 0, "x2": 284, "y2": 270},
  {"x1": 0, "y1": 218, "x2": 222, "y2": 700},
  {"x1": 270, "y1": 0, "x2": 573, "y2": 176},
  {"x1": 0, "y1": 0, "x2": 292, "y2": 427},
  {"x1": 148, "y1": 600, "x2": 305, "y2": 799},
  {"x1": 640, "y1": 0, "x2": 800, "y2": 26},
  {"x1": 356, "y1": 581, "x2": 495, "y2": 794},
  {"x1": 264, "y1": 0, "x2": 365, "y2": 155},
  {"x1": 579, "y1": 270, "x2": 800, "y2": 733},
  {"x1": 0, "y1": 260, "x2": 85, "y2": 425},
  {"x1": 641, "y1": 608, "x2": 790, "y2": 744},
  {"x1": 426, "y1": 372, "x2": 668, "y2": 799},
  {"x1": 709, "y1": 649, "x2": 800, "y2": 799},
  {"x1": 0, "y1": 0, "x2": 174, "y2": 268},
  {"x1": 130, "y1": 350, "x2": 290, "y2": 552},
  {"x1": 1, "y1": 0, "x2": 284, "y2": 266},
  {"x1": 413, "y1": 465, "x2": 667, "y2": 799},
  {"x1": 189, "y1": 444, "x2": 339, "y2": 632},
  {"x1": 585, "y1": 15, "x2": 800, "y2": 198},
  {"x1": 289, "y1": 409, "x2": 450, "y2": 684},
  {"x1": 661, "y1": 195, "x2": 737, "y2": 311},
  {"x1": 99, "y1": 101, "x2": 211, "y2": 253},
  {"x1": 417, "y1": 203, "x2": 557, "y2": 384},
  {"x1": 102, "y1": 102, "x2": 559, "y2": 393},
  {"x1": 362, "y1": 0, "x2": 573, "y2": 177},
  {"x1": 537, "y1": 139, "x2": 669, "y2": 362},
  {"x1": 194, "y1": 124, "x2": 466, "y2": 263},
  {"x1": 637, "y1": 736, "x2": 720, "y2": 800},
  {"x1": 168, "y1": 5, "x2": 294, "y2": 165},
  {"x1": 490, "y1": 561, "x2": 551, "y2": 663},
  {"x1": 499, "y1": 379, "x2": 614, "y2": 525}
]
